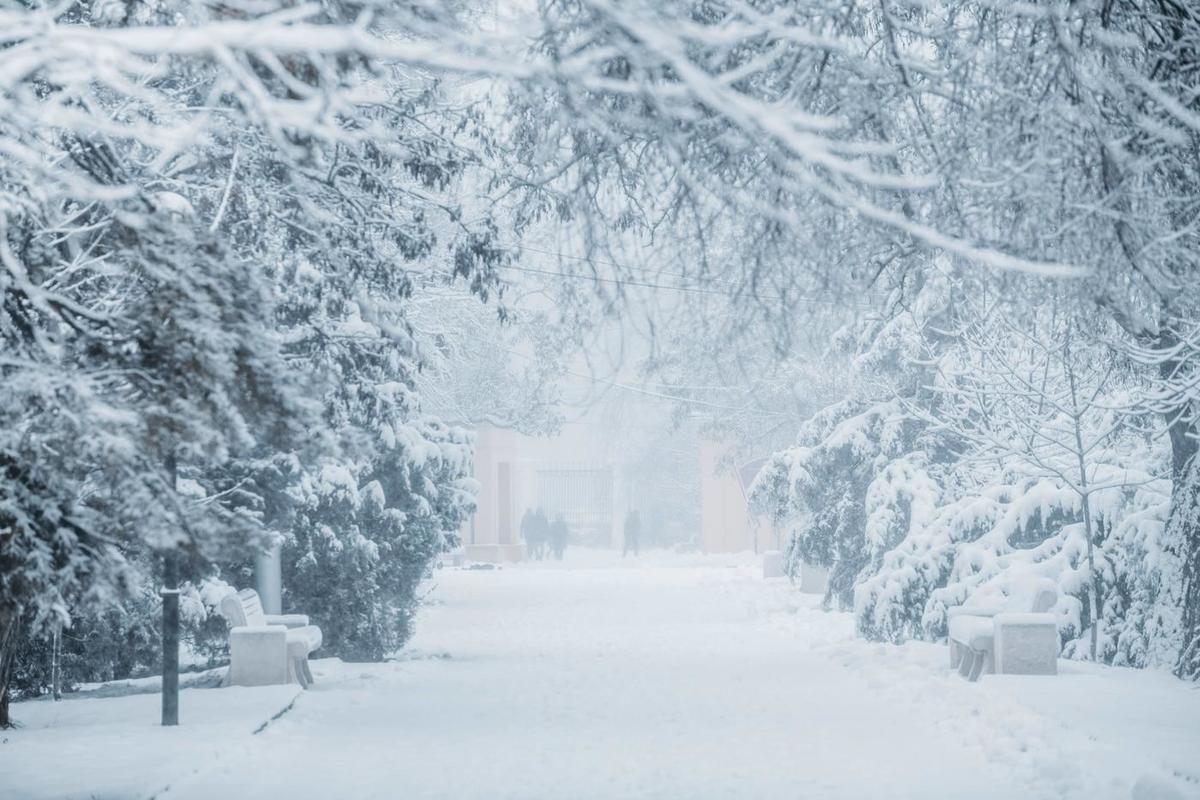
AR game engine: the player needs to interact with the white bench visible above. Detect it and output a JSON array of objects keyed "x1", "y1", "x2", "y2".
[
  {"x1": 219, "y1": 589, "x2": 322, "y2": 689},
  {"x1": 947, "y1": 580, "x2": 1059, "y2": 681}
]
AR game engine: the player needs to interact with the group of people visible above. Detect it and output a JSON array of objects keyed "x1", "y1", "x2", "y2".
[
  {"x1": 521, "y1": 507, "x2": 646, "y2": 560},
  {"x1": 521, "y1": 508, "x2": 570, "y2": 561}
]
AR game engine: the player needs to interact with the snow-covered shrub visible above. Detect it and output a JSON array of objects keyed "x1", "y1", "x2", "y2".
[
  {"x1": 851, "y1": 454, "x2": 953, "y2": 642},
  {"x1": 853, "y1": 468, "x2": 1078, "y2": 646},
  {"x1": 904, "y1": 458, "x2": 1175, "y2": 666},
  {"x1": 752, "y1": 399, "x2": 921, "y2": 608},
  {"x1": 754, "y1": 268, "x2": 1189, "y2": 668},
  {"x1": 766, "y1": 412, "x2": 1183, "y2": 666},
  {"x1": 8, "y1": 572, "x2": 240, "y2": 699},
  {"x1": 920, "y1": 475, "x2": 1095, "y2": 640},
  {"x1": 1081, "y1": 478, "x2": 1179, "y2": 667},
  {"x1": 282, "y1": 420, "x2": 476, "y2": 661},
  {"x1": 751, "y1": 268, "x2": 953, "y2": 608}
]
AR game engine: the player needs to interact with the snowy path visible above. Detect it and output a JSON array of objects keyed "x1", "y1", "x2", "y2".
[
  {"x1": 6, "y1": 551, "x2": 1197, "y2": 799},
  {"x1": 153, "y1": 551, "x2": 1199, "y2": 800}
]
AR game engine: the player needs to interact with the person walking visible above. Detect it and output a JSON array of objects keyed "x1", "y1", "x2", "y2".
[
  {"x1": 550, "y1": 513, "x2": 569, "y2": 561},
  {"x1": 622, "y1": 510, "x2": 641, "y2": 557},
  {"x1": 532, "y1": 507, "x2": 550, "y2": 560},
  {"x1": 521, "y1": 508, "x2": 541, "y2": 560}
]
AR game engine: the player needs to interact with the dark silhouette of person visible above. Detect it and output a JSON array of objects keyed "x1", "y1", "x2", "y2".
[
  {"x1": 532, "y1": 507, "x2": 550, "y2": 560},
  {"x1": 623, "y1": 510, "x2": 641, "y2": 557},
  {"x1": 521, "y1": 508, "x2": 542, "y2": 560},
  {"x1": 550, "y1": 513, "x2": 569, "y2": 561}
]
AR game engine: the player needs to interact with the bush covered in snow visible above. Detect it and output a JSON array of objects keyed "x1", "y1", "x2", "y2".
[
  {"x1": 281, "y1": 420, "x2": 476, "y2": 661},
  {"x1": 752, "y1": 268, "x2": 1190, "y2": 670},
  {"x1": 751, "y1": 269, "x2": 953, "y2": 609},
  {"x1": 8, "y1": 574, "x2": 238, "y2": 699}
]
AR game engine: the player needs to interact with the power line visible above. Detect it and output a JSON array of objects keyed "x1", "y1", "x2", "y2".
[
  {"x1": 497, "y1": 260, "x2": 875, "y2": 309},
  {"x1": 496, "y1": 263, "x2": 764, "y2": 300},
  {"x1": 505, "y1": 347, "x2": 790, "y2": 416},
  {"x1": 505, "y1": 241, "x2": 884, "y2": 309},
  {"x1": 508, "y1": 242, "x2": 745, "y2": 290},
  {"x1": 400, "y1": 240, "x2": 878, "y2": 309}
]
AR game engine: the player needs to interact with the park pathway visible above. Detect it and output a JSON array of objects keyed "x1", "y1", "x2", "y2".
[{"x1": 161, "y1": 551, "x2": 1135, "y2": 800}]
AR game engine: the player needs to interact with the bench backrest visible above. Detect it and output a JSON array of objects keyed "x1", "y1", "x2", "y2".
[
  {"x1": 219, "y1": 588, "x2": 268, "y2": 628},
  {"x1": 1011, "y1": 577, "x2": 1058, "y2": 614}
]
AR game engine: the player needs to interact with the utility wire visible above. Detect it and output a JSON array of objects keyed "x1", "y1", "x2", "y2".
[
  {"x1": 497, "y1": 261, "x2": 875, "y2": 309},
  {"x1": 506, "y1": 347, "x2": 791, "y2": 416},
  {"x1": 508, "y1": 242, "x2": 746, "y2": 289},
  {"x1": 496, "y1": 263, "x2": 763, "y2": 300},
  {"x1": 505, "y1": 241, "x2": 885, "y2": 309},
  {"x1": 401, "y1": 241, "x2": 879, "y2": 309}
]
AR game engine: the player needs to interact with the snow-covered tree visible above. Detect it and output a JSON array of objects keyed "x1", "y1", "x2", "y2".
[
  {"x1": 0, "y1": 0, "x2": 513, "y2": 717},
  {"x1": 754, "y1": 273, "x2": 1186, "y2": 667},
  {"x1": 853, "y1": 302, "x2": 1179, "y2": 663},
  {"x1": 750, "y1": 265, "x2": 956, "y2": 607},
  {"x1": 408, "y1": 284, "x2": 568, "y2": 436},
  {"x1": 925, "y1": 314, "x2": 1137, "y2": 659}
]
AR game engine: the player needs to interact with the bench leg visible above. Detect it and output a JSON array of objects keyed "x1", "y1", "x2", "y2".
[
  {"x1": 949, "y1": 640, "x2": 963, "y2": 670},
  {"x1": 301, "y1": 658, "x2": 314, "y2": 687},
  {"x1": 965, "y1": 649, "x2": 989, "y2": 682},
  {"x1": 293, "y1": 656, "x2": 311, "y2": 689},
  {"x1": 957, "y1": 648, "x2": 974, "y2": 679}
]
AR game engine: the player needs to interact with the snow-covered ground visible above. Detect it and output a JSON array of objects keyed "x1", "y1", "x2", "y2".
[
  {"x1": 1, "y1": 680, "x2": 300, "y2": 799},
  {"x1": 3, "y1": 549, "x2": 1198, "y2": 800}
]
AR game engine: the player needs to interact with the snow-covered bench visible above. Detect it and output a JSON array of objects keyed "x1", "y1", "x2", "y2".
[
  {"x1": 219, "y1": 589, "x2": 322, "y2": 689},
  {"x1": 947, "y1": 580, "x2": 1059, "y2": 681}
]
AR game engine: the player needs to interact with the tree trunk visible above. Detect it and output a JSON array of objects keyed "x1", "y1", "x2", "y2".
[
  {"x1": 1171, "y1": 456, "x2": 1200, "y2": 679},
  {"x1": 1158, "y1": 330, "x2": 1200, "y2": 679},
  {"x1": 1080, "y1": 493, "x2": 1100, "y2": 661},
  {"x1": 1066, "y1": 344, "x2": 1101, "y2": 662},
  {"x1": 0, "y1": 607, "x2": 20, "y2": 729}
]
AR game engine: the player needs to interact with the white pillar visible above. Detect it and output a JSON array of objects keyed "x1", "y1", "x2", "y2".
[{"x1": 254, "y1": 541, "x2": 282, "y2": 615}]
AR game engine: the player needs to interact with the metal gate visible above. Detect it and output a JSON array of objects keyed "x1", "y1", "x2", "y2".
[{"x1": 536, "y1": 464, "x2": 614, "y2": 544}]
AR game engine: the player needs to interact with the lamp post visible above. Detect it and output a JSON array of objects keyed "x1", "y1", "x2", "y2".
[
  {"x1": 161, "y1": 549, "x2": 179, "y2": 726},
  {"x1": 161, "y1": 448, "x2": 179, "y2": 727}
]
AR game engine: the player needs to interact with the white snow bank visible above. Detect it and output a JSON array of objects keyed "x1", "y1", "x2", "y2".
[
  {"x1": 769, "y1": 594, "x2": 1200, "y2": 799},
  {"x1": 72, "y1": 664, "x2": 227, "y2": 698},
  {"x1": 1, "y1": 680, "x2": 302, "y2": 800}
]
